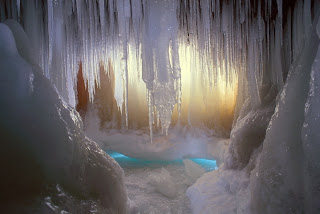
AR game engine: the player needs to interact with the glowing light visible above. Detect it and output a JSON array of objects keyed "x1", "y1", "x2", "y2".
[
  {"x1": 107, "y1": 151, "x2": 217, "y2": 171},
  {"x1": 97, "y1": 41, "x2": 238, "y2": 133},
  {"x1": 171, "y1": 42, "x2": 238, "y2": 132},
  {"x1": 191, "y1": 158, "x2": 218, "y2": 171}
]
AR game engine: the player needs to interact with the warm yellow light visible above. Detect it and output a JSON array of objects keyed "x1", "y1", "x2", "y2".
[
  {"x1": 127, "y1": 44, "x2": 149, "y2": 129},
  {"x1": 105, "y1": 42, "x2": 238, "y2": 133},
  {"x1": 171, "y1": 42, "x2": 238, "y2": 133}
]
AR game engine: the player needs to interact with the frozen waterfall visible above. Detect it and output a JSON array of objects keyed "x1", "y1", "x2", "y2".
[{"x1": 1, "y1": 0, "x2": 303, "y2": 139}]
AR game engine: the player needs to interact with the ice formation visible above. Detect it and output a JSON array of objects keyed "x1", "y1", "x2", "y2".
[
  {"x1": 187, "y1": 2, "x2": 320, "y2": 214},
  {"x1": 1, "y1": 0, "x2": 238, "y2": 139},
  {"x1": 0, "y1": 21, "x2": 127, "y2": 213},
  {"x1": 302, "y1": 18, "x2": 320, "y2": 213},
  {"x1": 248, "y1": 15, "x2": 320, "y2": 214},
  {"x1": 2, "y1": 0, "x2": 320, "y2": 213}
]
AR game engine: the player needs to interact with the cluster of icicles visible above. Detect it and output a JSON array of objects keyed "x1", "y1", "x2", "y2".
[{"x1": 0, "y1": 0, "x2": 316, "y2": 140}]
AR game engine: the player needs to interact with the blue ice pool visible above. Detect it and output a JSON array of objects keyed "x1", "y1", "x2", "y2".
[{"x1": 107, "y1": 151, "x2": 217, "y2": 172}]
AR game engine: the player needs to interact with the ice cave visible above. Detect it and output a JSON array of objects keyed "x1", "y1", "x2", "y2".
[{"x1": 0, "y1": 0, "x2": 320, "y2": 213}]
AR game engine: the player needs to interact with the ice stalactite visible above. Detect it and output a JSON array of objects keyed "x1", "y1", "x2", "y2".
[
  {"x1": 47, "y1": 0, "x2": 53, "y2": 79},
  {"x1": 1, "y1": 0, "x2": 312, "y2": 139},
  {"x1": 304, "y1": 0, "x2": 312, "y2": 36},
  {"x1": 142, "y1": 0, "x2": 181, "y2": 136}
]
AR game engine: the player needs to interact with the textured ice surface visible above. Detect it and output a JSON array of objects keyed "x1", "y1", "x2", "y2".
[
  {"x1": 249, "y1": 14, "x2": 320, "y2": 214},
  {"x1": 107, "y1": 151, "x2": 216, "y2": 213},
  {"x1": 124, "y1": 162, "x2": 192, "y2": 214},
  {"x1": 225, "y1": 94, "x2": 276, "y2": 169},
  {"x1": 0, "y1": 22, "x2": 127, "y2": 213},
  {"x1": 301, "y1": 18, "x2": 320, "y2": 213},
  {"x1": 187, "y1": 9, "x2": 320, "y2": 214},
  {"x1": 187, "y1": 167, "x2": 249, "y2": 214},
  {"x1": 186, "y1": 102, "x2": 268, "y2": 214}
]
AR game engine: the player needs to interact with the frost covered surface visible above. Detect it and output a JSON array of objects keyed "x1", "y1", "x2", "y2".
[
  {"x1": 187, "y1": 93, "x2": 273, "y2": 214},
  {"x1": 187, "y1": 4, "x2": 320, "y2": 214},
  {"x1": 187, "y1": 167, "x2": 249, "y2": 214},
  {"x1": 125, "y1": 165, "x2": 192, "y2": 214},
  {"x1": 249, "y1": 15, "x2": 320, "y2": 214},
  {"x1": 302, "y1": 19, "x2": 320, "y2": 213},
  {"x1": 107, "y1": 151, "x2": 215, "y2": 213},
  {"x1": 225, "y1": 88, "x2": 276, "y2": 170},
  {"x1": 123, "y1": 159, "x2": 209, "y2": 214},
  {"x1": 0, "y1": 22, "x2": 127, "y2": 213}
]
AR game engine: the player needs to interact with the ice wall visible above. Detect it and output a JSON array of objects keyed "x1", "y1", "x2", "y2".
[
  {"x1": 249, "y1": 13, "x2": 320, "y2": 213},
  {"x1": 0, "y1": 21, "x2": 127, "y2": 213},
  {"x1": 302, "y1": 19, "x2": 320, "y2": 213},
  {"x1": 187, "y1": 1, "x2": 320, "y2": 213}
]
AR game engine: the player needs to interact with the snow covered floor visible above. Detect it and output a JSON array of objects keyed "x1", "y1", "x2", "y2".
[
  {"x1": 125, "y1": 164, "x2": 192, "y2": 214},
  {"x1": 108, "y1": 152, "x2": 217, "y2": 214},
  {"x1": 85, "y1": 112, "x2": 226, "y2": 213}
]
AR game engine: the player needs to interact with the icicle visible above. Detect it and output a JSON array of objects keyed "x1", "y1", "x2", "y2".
[
  {"x1": 99, "y1": 0, "x2": 105, "y2": 37},
  {"x1": 76, "y1": 0, "x2": 82, "y2": 29},
  {"x1": 2, "y1": 0, "x2": 313, "y2": 142},
  {"x1": 277, "y1": 0, "x2": 283, "y2": 46},
  {"x1": 248, "y1": 28, "x2": 261, "y2": 109},
  {"x1": 304, "y1": 0, "x2": 312, "y2": 39},
  {"x1": 47, "y1": 0, "x2": 53, "y2": 79},
  {"x1": 148, "y1": 89, "x2": 154, "y2": 143},
  {"x1": 16, "y1": 0, "x2": 20, "y2": 21}
]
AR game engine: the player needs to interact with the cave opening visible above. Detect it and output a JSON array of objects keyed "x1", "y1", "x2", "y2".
[{"x1": 1, "y1": 0, "x2": 320, "y2": 213}]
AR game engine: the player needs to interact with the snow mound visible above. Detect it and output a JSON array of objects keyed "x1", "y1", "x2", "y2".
[
  {"x1": 186, "y1": 167, "x2": 249, "y2": 214},
  {"x1": 149, "y1": 168, "x2": 177, "y2": 198},
  {"x1": 183, "y1": 159, "x2": 206, "y2": 184}
]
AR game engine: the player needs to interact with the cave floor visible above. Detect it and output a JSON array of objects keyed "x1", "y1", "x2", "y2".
[{"x1": 123, "y1": 163, "x2": 192, "y2": 214}]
